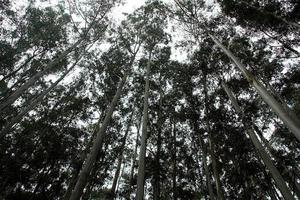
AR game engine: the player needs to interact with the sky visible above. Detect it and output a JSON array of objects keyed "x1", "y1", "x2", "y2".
[
  {"x1": 110, "y1": 0, "x2": 146, "y2": 22},
  {"x1": 109, "y1": 0, "x2": 189, "y2": 62}
]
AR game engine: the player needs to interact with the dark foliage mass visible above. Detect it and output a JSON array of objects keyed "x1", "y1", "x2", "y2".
[{"x1": 0, "y1": 0, "x2": 299, "y2": 199}]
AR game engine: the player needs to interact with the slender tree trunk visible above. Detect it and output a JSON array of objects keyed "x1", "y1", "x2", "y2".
[
  {"x1": 64, "y1": 167, "x2": 81, "y2": 200},
  {"x1": 81, "y1": 157, "x2": 101, "y2": 200},
  {"x1": 127, "y1": 115, "x2": 142, "y2": 200},
  {"x1": 111, "y1": 111, "x2": 134, "y2": 195},
  {"x1": 201, "y1": 140, "x2": 215, "y2": 200},
  {"x1": 0, "y1": 51, "x2": 39, "y2": 83},
  {"x1": 0, "y1": 57, "x2": 82, "y2": 137},
  {"x1": 136, "y1": 50, "x2": 152, "y2": 200},
  {"x1": 65, "y1": 115, "x2": 106, "y2": 200},
  {"x1": 192, "y1": 120, "x2": 214, "y2": 200},
  {"x1": 254, "y1": 126, "x2": 300, "y2": 199},
  {"x1": 172, "y1": 120, "x2": 177, "y2": 200},
  {"x1": 191, "y1": 136, "x2": 206, "y2": 199},
  {"x1": 153, "y1": 78, "x2": 163, "y2": 200},
  {"x1": 115, "y1": 161, "x2": 126, "y2": 199},
  {"x1": 188, "y1": 86, "x2": 215, "y2": 200},
  {"x1": 203, "y1": 72, "x2": 225, "y2": 200},
  {"x1": 0, "y1": 39, "x2": 84, "y2": 112},
  {"x1": 208, "y1": 33, "x2": 300, "y2": 142},
  {"x1": 221, "y1": 81, "x2": 295, "y2": 200},
  {"x1": 84, "y1": 141, "x2": 111, "y2": 200},
  {"x1": 0, "y1": 5, "x2": 107, "y2": 112},
  {"x1": 69, "y1": 67, "x2": 130, "y2": 200}
]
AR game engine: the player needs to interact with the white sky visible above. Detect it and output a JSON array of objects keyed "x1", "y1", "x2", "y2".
[{"x1": 110, "y1": 0, "x2": 146, "y2": 22}]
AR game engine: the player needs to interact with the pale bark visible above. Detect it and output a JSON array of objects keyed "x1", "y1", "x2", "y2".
[
  {"x1": 127, "y1": 115, "x2": 142, "y2": 199},
  {"x1": 254, "y1": 126, "x2": 300, "y2": 199},
  {"x1": 69, "y1": 69, "x2": 130, "y2": 200},
  {"x1": 65, "y1": 116, "x2": 105, "y2": 200},
  {"x1": 201, "y1": 140, "x2": 215, "y2": 200},
  {"x1": 209, "y1": 33, "x2": 300, "y2": 142},
  {"x1": 203, "y1": 72, "x2": 225, "y2": 200},
  {"x1": 111, "y1": 111, "x2": 133, "y2": 195},
  {"x1": 0, "y1": 51, "x2": 39, "y2": 83},
  {"x1": 0, "y1": 58, "x2": 81, "y2": 137},
  {"x1": 191, "y1": 119, "x2": 214, "y2": 200},
  {"x1": 188, "y1": 86, "x2": 215, "y2": 200},
  {"x1": 0, "y1": 6, "x2": 106, "y2": 112},
  {"x1": 136, "y1": 50, "x2": 152, "y2": 200},
  {"x1": 115, "y1": 162, "x2": 125, "y2": 199},
  {"x1": 153, "y1": 77, "x2": 163, "y2": 200},
  {"x1": 222, "y1": 81, "x2": 295, "y2": 200},
  {"x1": 0, "y1": 39, "x2": 84, "y2": 112},
  {"x1": 175, "y1": 0, "x2": 300, "y2": 139}
]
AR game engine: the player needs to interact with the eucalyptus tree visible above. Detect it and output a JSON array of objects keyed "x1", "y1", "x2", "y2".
[
  {"x1": 170, "y1": 0, "x2": 300, "y2": 142},
  {"x1": 0, "y1": 0, "x2": 117, "y2": 112},
  {"x1": 68, "y1": 7, "x2": 145, "y2": 198},
  {"x1": 217, "y1": 0, "x2": 300, "y2": 32},
  {"x1": 149, "y1": 46, "x2": 171, "y2": 200},
  {"x1": 133, "y1": 2, "x2": 170, "y2": 199},
  {"x1": 0, "y1": 74, "x2": 93, "y2": 199},
  {"x1": 0, "y1": 45, "x2": 90, "y2": 137},
  {"x1": 221, "y1": 81, "x2": 294, "y2": 199}
]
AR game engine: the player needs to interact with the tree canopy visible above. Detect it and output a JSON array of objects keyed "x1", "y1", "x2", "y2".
[{"x1": 0, "y1": 0, "x2": 299, "y2": 199}]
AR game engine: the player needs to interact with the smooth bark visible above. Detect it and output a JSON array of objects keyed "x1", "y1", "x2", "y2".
[
  {"x1": 209, "y1": 33, "x2": 300, "y2": 142},
  {"x1": 111, "y1": 111, "x2": 134, "y2": 195},
  {"x1": 127, "y1": 115, "x2": 142, "y2": 200},
  {"x1": 0, "y1": 39, "x2": 84, "y2": 112},
  {"x1": 0, "y1": 6, "x2": 106, "y2": 112},
  {"x1": 0, "y1": 58, "x2": 81, "y2": 137},
  {"x1": 136, "y1": 50, "x2": 152, "y2": 200},
  {"x1": 203, "y1": 72, "x2": 225, "y2": 200},
  {"x1": 153, "y1": 78, "x2": 163, "y2": 200},
  {"x1": 254, "y1": 126, "x2": 300, "y2": 199},
  {"x1": 69, "y1": 69, "x2": 130, "y2": 200},
  {"x1": 222, "y1": 81, "x2": 295, "y2": 200}
]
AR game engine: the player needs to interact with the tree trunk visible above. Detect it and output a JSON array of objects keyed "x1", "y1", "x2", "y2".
[
  {"x1": 201, "y1": 140, "x2": 215, "y2": 200},
  {"x1": 136, "y1": 50, "x2": 152, "y2": 200},
  {"x1": 153, "y1": 77, "x2": 163, "y2": 200},
  {"x1": 0, "y1": 5, "x2": 107, "y2": 112},
  {"x1": 203, "y1": 72, "x2": 225, "y2": 200},
  {"x1": 254, "y1": 126, "x2": 300, "y2": 199},
  {"x1": 127, "y1": 114, "x2": 142, "y2": 200},
  {"x1": 221, "y1": 81, "x2": 295, "y2": 200},
  {"x1": 0, "y1": 39, "x2": 84, "y2": 112},
  {"x1": 69, "y1": 68, "x2": 130, "y2": 200},
  {"x1": 81, "y1": 157, "x2": 101, "y2": 200},
  {"x1": 0, "y1": 50, "x2": 40, "y2": 83},
  {"x1": 172, "y1": 120, "x2": 177, "y2": 200},
  {"x1": 208, "y1": 33, "x2": 300, "y2": 142},
  {"x1": 115, "y1": 161, "x2": 126, "y2": 199},
  {"x1": 0, "y1": 57, "x2": 82, "y2": 137},
  {"x1": 190, "y1": 135, "x2": 205, "y2": 198},
  {"x1": 111, "y1": 111, "x2": 134, "y2": 195},
  {"x1": 64, "y1": 166, "x2": 82, "y2": 200},
  {"x1": 65, "y1": 115, "x2": 106, "y2": 200}
]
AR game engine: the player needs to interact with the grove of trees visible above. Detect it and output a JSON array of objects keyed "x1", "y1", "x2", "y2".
[{"x1": 0, "y1": 0, "x2": 299, "y2": 199}]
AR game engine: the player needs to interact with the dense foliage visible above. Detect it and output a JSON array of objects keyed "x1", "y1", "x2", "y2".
[{"x1": 0, "y1": 0, "x2": 299, "y2": 199}]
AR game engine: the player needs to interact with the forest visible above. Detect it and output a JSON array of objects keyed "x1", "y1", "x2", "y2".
[{"x1": 0, "y1": 0, "x2": 300, "y2": 199}]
